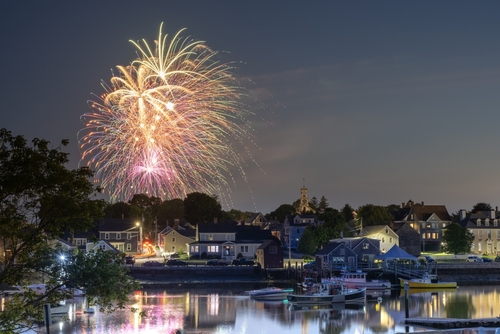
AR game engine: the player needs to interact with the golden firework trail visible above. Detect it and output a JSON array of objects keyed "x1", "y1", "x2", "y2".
[{"x1": 79, "y1": 24, "x2": 255, "y2": 203}]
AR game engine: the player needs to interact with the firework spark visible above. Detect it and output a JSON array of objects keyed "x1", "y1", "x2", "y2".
[{"x1": 79, "y1": 24, "x2": 255, "y2": 203}]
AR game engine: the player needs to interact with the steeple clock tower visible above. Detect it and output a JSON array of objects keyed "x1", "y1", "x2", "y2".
[{"x1": 297, "y1": 179, "x2": 315, "y2": 214}]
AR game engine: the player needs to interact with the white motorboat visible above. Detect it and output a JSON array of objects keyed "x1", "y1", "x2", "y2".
[
  {"x1": 246, "y1": 287, "x2": 294, "y2": 301},
  {"x1": 287, "y1": 280, "x2": 366, "y2": 305},
  {"x1": 339, "y1": 271, "x2": 391, "y2": 290}
]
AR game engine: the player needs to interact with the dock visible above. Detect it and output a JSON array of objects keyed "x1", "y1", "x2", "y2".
[{"x1": 405, "y1": 316, "x2": 500, "y2": 329}]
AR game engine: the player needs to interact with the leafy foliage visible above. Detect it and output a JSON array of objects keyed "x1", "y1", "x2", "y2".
[
  {"x1": 357, "y1": 204, "x2": 394, "y2": 227},
  {"x1": 471, "y1": 202, "x2": 492, "y2": 213},
  {"x1": 0, "y1": 129, "x2": 139, "y2": 332},
  {"x1": 266, "y1": 204, "x2": 295, "y2": 223},
  {"x1": 183, "y1": 192, "x2": 222, "y2": 224},
  {"x1": 441, "y1": 222, "x2": 474, "y2": 255}
]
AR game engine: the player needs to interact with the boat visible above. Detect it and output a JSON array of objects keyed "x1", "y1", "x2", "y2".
[
  {"x1": 50, "y1": 304, "x2": 70, "y2": 316},
  {"x1": 297, "y1": 277, "x2": 315, "y2": 290},
  {"x1": 399, "y1": 273, "x2": 457, "y2": 289},
  {"x1": 246, "y1": 287, "x2": 294, "y2": 301},
  {"x1": 339, "y1": 270, "x2": 391, "y2": 290},
  {"x1": 287, "y1": 280, "x2": 366, "y2": 305}
]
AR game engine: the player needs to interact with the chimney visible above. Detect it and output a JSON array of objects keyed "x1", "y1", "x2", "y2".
[
  {"x1": 402, "y1": 202, "x2": 405, "y2": 208},
  {"x1": 122, "y1": 214, "x2": 124, "y2": 219},
  {"x1": 491, "y1": 210, "x2": 495, "y2": 219},
  {"x1": 340, "y1": 231, "x2": 344, "y2": 239},
  {"x1": 214, "y1": 217, "x2": 218, "y2": 224},
  {"x1": 421, "y1": 201, "x2": 424, "y2": 206},
  {"x1": 459, "y1": 209, "x2": 466, "y2": 221}
]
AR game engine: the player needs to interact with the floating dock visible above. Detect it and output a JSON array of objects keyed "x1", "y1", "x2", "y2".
[{"x1": 405, "y1": 316, "x2": 500, "y2": 329}]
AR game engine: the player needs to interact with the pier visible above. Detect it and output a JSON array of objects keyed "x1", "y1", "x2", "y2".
[{"x1": 405, "y1": 317, "x2": 500, "y2": 329}]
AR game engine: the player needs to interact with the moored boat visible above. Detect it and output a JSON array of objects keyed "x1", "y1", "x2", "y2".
[
  {"x1": 399, "y1": 274, "x2": 457, "y2": 289},
  {"x1": 339, "y1": 270, "x2": 391, "y2": 290},
  {"x1": 246, "y1": 287, "x2": 294, "y2": 301},
  {"x1": 287, "y1": 280, "x2": 366, "y2": 305}
]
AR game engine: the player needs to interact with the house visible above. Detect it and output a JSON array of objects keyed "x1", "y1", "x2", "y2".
[
  {"x1": 97, "y1": 218, "x2": 141, "y2": 254},
  {"x1": 315, "y1": 242, "x2": 358, "y2": 272},
  {"x1": 161, "y1": 225, "x2": 196, "y2": 254},
  {"x1": 256, "y1": 239, "x2": 283, "y2": 268},
  {"x1": 245, "y1": 212, "x2": 267, "y2": 226},
  {"x1": 328, "y1": 237, "x2": 381, "y2": 264},
  {"x1": 392, "y1": 201, "x2": 451, "y2": 252},
  {"x1": 188, "y1": 222, "x2": 274, "y2": 261},
  {"x1": 63, "y1": 230, "x2": 96, "y2": 253},
  {"x1": 390, "y1": 221, "x2": 421, "y2": 256},
  {"x1": 459, "y1": 208, "x2": 500, "y2": 255},
  {"x1": 86, "y1": 240, "x2": 120, "y2": 253},
  {"x1": 283, "y1": 214, "x2": 319, "y2": 250},
  {"x1": 361, "y1": 225, "x2": 398, "y2": 253}
]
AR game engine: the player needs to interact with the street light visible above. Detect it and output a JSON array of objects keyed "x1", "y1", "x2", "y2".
[{"x1": 136, "y1": 222, "x2": 143, "y2": 253}]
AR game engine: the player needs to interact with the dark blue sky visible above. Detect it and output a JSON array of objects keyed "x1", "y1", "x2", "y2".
[{"x1": 2, "y1": 1, "x2": 500, "y2": 214}]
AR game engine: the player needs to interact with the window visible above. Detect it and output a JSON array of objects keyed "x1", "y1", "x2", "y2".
[
  {"x1": 116, "y1": 233, "x2": 121, "y2": 240},
  {"x1": 477, "y1": 219, "x2": 481, "y2": 226},
  {"x1": 191, "y1": 245, "x2": 199, "y2": 253},
  {"x1": 486, "y1": 219, "x2": 490, "y2": 227},
  {"x1": 126, "y1": 243, "x2": 131, "y2": 251},
  {"x1": 296, "y1": 228, "x2": 299, "y2": 234},
  {"x1": 497, "y1": 231, "x2": 500, "y2": 240},
  {"x1": 381, "y1": 238, "x2": 385, "y2": 243},
  {"x1": 99, "y1": 244, "x2": 106, "y2": 250},
  {"x1": 363, "y1": 243, "x2": 369, "y2": 249},
  {"x1": 495, "y1": 220, "x2": 498, "y2": 227},
  {"x1": 240, "y1": 245, "x2": 248, "y2": 253},
  {"x1": 488, "y1": 230, "x2": 492, "y2": 240},
  {"x1": 269, "y1": 246, "x2": 277, "y2": 254},
  {"x1": 127, "y1": 233, "x2": 131, "y2": 240},
  {"x1": 208, "y1": 246, "x2": 219, "y2": 253},
  {"x1": 478, "y1": 242, "x2": 482, "y2": 252},
  {"x1": 172, "y1": 237, "x2": 176, "y2": 242},
  {"x1": 76, "y1": 239, "x2": 81, "y2": 245},
  {"x1": 385, "y1": 228, "x2": 388, "y2": 234},
  {"x1": 478, "y1": 230, "x2": 483, "y2": 240},
  {"x1": 104, "y1": 233, "x2": 109, "y2": 240}
]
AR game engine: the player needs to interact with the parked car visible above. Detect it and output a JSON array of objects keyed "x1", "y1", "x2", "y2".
[
  {"x1": 166, "y1": 259, "x2": 188, "y2": 266},
  {"x1": 423, "y1": 256, "x2": 435, "y2": 263},
  {"x1": 482, "y1": 257, "x2": 493, "y2": 262},
  {"x1": 206, "y1": 259, "x2": 228, "y2": 266},
  {"x1": 169, "y1": 252, "x2": 180, "y2": 259},
  {"x1": 125, "y1": 256, "x2": 135, "y2": 265},
  {"x1": 232, "y1": 258, "x2": 254, "y2": 266},
  {"x1": 143, "y1": 260, "x2": 164, "y2": 267},
  {"x1": 466, "y1": 255, "x2": 483, "y2": 262},
  {"x1": 303, "y1": 261, "x2": 316, "y2": 269}
]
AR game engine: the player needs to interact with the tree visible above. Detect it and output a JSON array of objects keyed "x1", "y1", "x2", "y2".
[
  {"x1": 309, "y1": 196, "x2": 319, "y2": 212},
  {"x1": 104, "y1": 201, "x2": 131, "y2": 219},
  {"x1": 0, "y1": 129, "x2": 140, "y2": 332},
  {"x1": 471, "y1": 202, "x2": 492, "y2": 213},
  {"x1": 441, "y1": 222, "x2": 474, "y2": 255},
  {"x1": 341, "y1": 204, "x2": 355, "y2": 222},
  {"x1": 157, "y1": 198, "x2": 185, "y2": 225},
  {"x1": 297, "y1": 228, "x2": 317, "y2": 255},
  {"x1": 318, "y1": 196, "x2": 329, "y2": 213},
  {"x1": 183, "y1": 192, "x2": 222, "y2": 224},
  {"x1": 266, "y1": 204, "x2": 295, "y2": 223},
  {"x1": 357, "y1": 204, "x2": 393, "y2": 227}
]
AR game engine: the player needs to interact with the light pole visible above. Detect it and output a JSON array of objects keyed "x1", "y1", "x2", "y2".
[{"x1": 136, "y1": 222, "x2": 143, "y2": 253}]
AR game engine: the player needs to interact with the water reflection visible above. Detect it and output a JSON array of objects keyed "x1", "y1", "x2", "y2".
[{"x1": 13, "y1": 285, "x2": 500, "y2": 333}]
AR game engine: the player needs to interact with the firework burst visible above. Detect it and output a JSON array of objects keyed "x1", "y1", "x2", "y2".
[{"x1": 79, "y1": 24, "x2": 255, "y2": 203}]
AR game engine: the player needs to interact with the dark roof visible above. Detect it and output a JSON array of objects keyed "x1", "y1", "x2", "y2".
[
  {"x1": 257, "y1": 239, "x2": 280, "y2": 250},
  {"x1": 197, "y1": 221, "x2": 239, "y2": 233},
  {"x1": 393, "y1": 204, "x2": 451, "y2": 222},
  {"x1": 98, "y1": 218, "x2": 137, "y2": 231},
  {"x1": 316, "y1": 242, "x2": 343, "y2": 255},
  {"x1": 177, "y1": 229, "x2": 196, "y2": 238}
]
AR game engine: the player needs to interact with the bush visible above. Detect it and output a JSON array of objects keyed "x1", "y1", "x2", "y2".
[
  {"x1": 201, "y1": 252, "x2": 208, "y2": 259},
  {"x1": 236, "y1": 252, "x2": 243, "y2": 259}
]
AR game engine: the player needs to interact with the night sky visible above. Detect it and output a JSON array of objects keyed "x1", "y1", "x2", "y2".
[{"x1": 2, "y1": 1, "x2": 500, "y2": 215}]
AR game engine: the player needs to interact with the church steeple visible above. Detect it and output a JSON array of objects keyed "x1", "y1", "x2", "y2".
[{"x1": 297, "y1": 179, "x2": 315, "y2": 214}]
